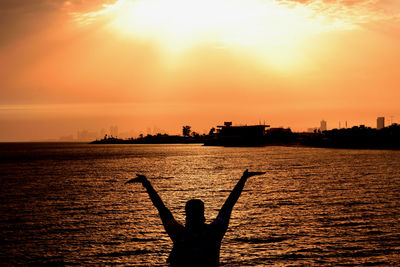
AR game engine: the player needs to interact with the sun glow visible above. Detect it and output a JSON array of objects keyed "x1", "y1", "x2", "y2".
[{"x1": 73, "y1": 0, "x2": 360, "y2": 70}]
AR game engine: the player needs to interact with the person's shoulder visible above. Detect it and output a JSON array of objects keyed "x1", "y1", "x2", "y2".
[
  {"x1": 209, "y1": 217, "x2": 228, "y2": 230},
  {"x1": 164, "y1": 218, "x2": 185, "y2": 241},
  {"x1": 212, "y1": 215, "x2": 228, "y2": 225},
  {"x1": 165, "y1": 218, "x2": 184, "y2": 232}
]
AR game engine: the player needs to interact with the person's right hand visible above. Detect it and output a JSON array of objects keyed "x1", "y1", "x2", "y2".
[
  {"x1": 242, "y1": 169, "x2": 266, "y2": 179},
  {"x1": 125, "y1": 174, "x2": 148, "y2": 184}
]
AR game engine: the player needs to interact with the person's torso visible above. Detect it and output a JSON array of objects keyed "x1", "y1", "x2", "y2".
[{"x1": 168, "y1": 224, "x2": 223, "y2": 267}]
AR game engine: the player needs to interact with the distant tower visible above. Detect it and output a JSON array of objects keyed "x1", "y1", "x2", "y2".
[
  {"x1": 320, "y1": 120, "x2": 327, "y2": 131},
  {"x1": 377, "y1": 117, "x2": 385, "y2": 130}
]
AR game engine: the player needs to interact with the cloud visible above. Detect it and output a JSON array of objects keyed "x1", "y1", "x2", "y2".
[
  {"x1": 281, "y1": 0, "x2": 400, "y2": 23},
  {"x1": 69, "y1": 0, "x2": 400, "y2": 47},
  {"x1": 0, "y1": 0, "x2": 115, "y2": 45}
]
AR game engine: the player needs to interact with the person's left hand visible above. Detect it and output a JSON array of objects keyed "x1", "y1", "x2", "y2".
[{"x1": 125, "y1": 174, "x2": 148, "y2": 184}]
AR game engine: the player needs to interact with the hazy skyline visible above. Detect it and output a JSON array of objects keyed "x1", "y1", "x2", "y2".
[{"x1": 1, "y1": 0, "x2": 400, "y2": 141}]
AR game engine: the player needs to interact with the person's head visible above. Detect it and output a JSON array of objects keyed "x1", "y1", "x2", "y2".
[{"x1": 185, "y1": 199, "x2": 205, "y2": 227}]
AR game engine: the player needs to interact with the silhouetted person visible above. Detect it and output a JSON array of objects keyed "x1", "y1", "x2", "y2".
[{"x1": 126, "y1": 169, "x2": 265, "y2": 266}]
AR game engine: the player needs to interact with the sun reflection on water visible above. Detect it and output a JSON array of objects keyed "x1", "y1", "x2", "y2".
[{"x1": 0, "y1": 144, "x2": 399, "y2": 265}]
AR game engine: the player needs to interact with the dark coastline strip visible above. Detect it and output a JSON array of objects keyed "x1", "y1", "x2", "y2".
[{"x1": 90, "y1": 124, "x2": 400, "y2": 150}]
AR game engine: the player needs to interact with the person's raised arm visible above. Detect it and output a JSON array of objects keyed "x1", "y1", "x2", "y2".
[
  {"x1": 216, "y1": 169, "x2": 265, "y2": 223},
  {"x1": 126, "y1": 174, "x2": 174, "y2": 224}
]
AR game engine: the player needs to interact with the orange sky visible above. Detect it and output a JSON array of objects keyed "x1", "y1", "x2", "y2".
[{"x1": 1, "y1": 0, "x2": 400, "y2": 141}]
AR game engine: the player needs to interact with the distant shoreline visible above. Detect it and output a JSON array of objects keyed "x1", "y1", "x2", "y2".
[
  {"x1": 89, "y1": 124, "x2": 400, "y2": 150},
  {"x1": 90, "y1": 135, "x2": 205, "y2": 145}
]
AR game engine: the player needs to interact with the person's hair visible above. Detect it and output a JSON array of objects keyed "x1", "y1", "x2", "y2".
[{"x1": 185, "y1": 199, "x2": 205, "y2": 225}]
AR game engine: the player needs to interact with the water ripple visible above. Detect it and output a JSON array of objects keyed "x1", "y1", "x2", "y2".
[{"x1": 0, "y1": 144, "x2": 399, "y2": 265}]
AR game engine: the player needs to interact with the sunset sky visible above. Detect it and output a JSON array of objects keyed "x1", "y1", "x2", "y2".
[{"x1": 1, "y1": 0, "x2": 399, "y2": 141}]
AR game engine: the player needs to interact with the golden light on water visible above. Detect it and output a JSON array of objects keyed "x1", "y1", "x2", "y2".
[{"x1": 72, "y1": 0, "x2": 363, "y2": 71}]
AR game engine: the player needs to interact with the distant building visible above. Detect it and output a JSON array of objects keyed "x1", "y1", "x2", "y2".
[
  {"x1": 377, "y1": 117, "x2": 385, "y2": 130},
  {"x1": 320, "y1": 120, "x2": 327, "y2": 131},
  {"x1": 77, "y1": 130, "x2": 97, "y2": 141},
  {"x1": 216, "y1": 122, "x2": 269, "y2": 138},
  {"x1": 59, "y1": 134, "x2": 74, "y2": 141},
  {"x1": 203, "y1": 121, "x2": 271, "y2": 146}
]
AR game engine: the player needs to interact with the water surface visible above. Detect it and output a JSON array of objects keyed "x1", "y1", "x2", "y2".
[{"x1": 0, "y1": 143, "x2": 399, "y2": 265}]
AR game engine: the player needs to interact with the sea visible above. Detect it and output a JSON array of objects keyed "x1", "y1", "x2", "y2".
[{"x1": 0, "y1": 143, "x2": 399, "y2": 266}]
